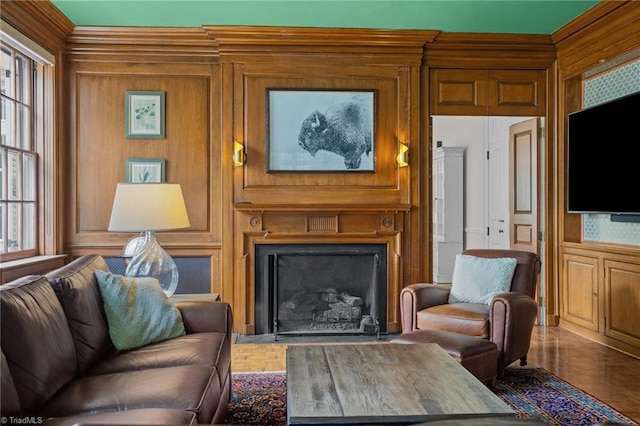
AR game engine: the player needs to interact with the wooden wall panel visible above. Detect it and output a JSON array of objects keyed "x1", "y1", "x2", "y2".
[
  {"x1": 430, "y1": 69, "x2": 488, "y2": 115},
  {"x1": 210, "y1": 27, "x2": 430, "y2": 333},
  {"x1": 556, "y1": 1, "x2": 640, "y2": 356},
  {"x1": 74, "y1": 73, "x2": 210, "y2": 231},
  {"x1": 232, "y1": 63, "x2": 410, "y2": 207},
  {"x1": 430, "y1": 69, "x2": 546, "y2": 116},
  {"x1": 562, "y1": 253, "x2": 599, "y2": 332},
  {"x1": 68, "y1": 65, "x2": 217, "y2": 248},
  {"x1": 605, "y1": 260, "x2": 640, "y2": 349},
  {"x1": 488, "y1": 70, "x2": 545, "y2": 116},
  {"x1": 62, "y1": 28, "x2": 224, "y2": 296}
]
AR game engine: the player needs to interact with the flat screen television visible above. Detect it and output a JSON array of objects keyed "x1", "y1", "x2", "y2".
[{"x1": 567, "y1": 91, "x2": 640, "y2": 217}]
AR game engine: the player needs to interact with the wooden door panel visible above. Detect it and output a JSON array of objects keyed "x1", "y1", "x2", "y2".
[
  {"x1": 431, "y1": 69, "x2": 545, "y2": 116},
  {"x1": 509, "y1": 118, "x2": 538, "y2": 253},
  {"x1": 562, "y1": 254, "x2": 599, "y2": 331},
  {"x1": 430, "y1": 69, "x2": 488, "y2": 115},
  {"x1": 604, "y1": 260, "x2": 640, "y2": 348},
  {"x1": 488, "y1": 70, "x2": 545, "y2": 116}
]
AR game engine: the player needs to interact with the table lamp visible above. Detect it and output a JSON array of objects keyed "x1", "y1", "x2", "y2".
[{"x1": 108, "y1": 183, "x2": 190, "y2": 296}]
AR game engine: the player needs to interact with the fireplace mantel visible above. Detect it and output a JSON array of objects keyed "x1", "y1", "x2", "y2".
[
  {"x1": 232, "y1": 208, "x2": 405, "y2": 335},
  {"x1": 233, "y1": 203, "x2": 412, "y2": 212}
]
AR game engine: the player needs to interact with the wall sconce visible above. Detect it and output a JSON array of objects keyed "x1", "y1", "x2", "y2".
[
  {"x1": 396, "y1": 143, "x2": 409, "y2": 167},
  {"x1": 233, "y1": 141, "x2": 246, "y2": 166}
]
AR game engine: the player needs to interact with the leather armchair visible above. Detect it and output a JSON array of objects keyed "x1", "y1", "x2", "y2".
[{"x1": 400, "y1": 249, "x2": 541, "y2": 376}]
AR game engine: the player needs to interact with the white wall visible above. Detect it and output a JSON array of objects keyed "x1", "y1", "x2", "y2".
[{"x1": 432, "y1": 116, "x2": 486, "y2": 248}]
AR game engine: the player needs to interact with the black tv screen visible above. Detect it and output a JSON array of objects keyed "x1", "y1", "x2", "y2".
[{"x1": 567, "y1": 91, "x2": 640, "y2": 215}]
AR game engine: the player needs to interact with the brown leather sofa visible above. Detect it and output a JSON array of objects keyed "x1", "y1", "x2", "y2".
[
  {"x1": 400, "y1": 249, "x2": 541, "y2": 377},
  {"x1": 1, "y1": 254, "x2": 232, "y2": 425}
]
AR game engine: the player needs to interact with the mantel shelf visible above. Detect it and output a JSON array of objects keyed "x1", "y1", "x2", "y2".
[{"x1": 233, "y1": 203, "x2": 411, "y2": 213}]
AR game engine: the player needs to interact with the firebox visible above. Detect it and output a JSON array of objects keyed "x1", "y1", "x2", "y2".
[{"x1": 255, "y1": 243, "x2": 387, "y2": 339}]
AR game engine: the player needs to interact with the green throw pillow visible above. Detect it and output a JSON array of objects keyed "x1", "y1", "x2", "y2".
[{"x1": 95, "y1": 270, "x2": 185, "y2": 350}]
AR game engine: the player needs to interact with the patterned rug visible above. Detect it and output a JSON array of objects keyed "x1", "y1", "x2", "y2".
[{"x1": 224, "y1": 368, "x2": 637, "y2": 425}]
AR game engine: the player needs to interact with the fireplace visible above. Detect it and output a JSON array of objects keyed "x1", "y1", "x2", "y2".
[{"x1": 255, "y1": 243, "x2": 387, "y2": 338}]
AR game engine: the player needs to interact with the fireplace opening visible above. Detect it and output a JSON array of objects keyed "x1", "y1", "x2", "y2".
[{"x1": 255, "y1": 243, "x2": 387, "y2": 338}]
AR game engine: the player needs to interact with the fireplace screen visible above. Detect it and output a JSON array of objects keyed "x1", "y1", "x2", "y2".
[{"x1": 255, "y1": 244, "x2": 387, "y2": 338}]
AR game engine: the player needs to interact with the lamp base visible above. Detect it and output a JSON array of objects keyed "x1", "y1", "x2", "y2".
[{"x1": 125, "y1": 230, "x2": 179, "y2": 296}]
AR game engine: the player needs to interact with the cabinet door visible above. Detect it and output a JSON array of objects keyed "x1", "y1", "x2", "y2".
[
  {"x1": 562, "y1": 253, "x2": 599, "y2": 331},
  {"x1": 604, "y1": 260, "x2": 640, "y2": 348}
]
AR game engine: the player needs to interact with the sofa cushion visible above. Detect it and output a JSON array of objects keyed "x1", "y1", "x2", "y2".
[
  {"x1": 40, "y1": 365, "x2": 220, "y2": 424},
  {"x1": 1, "y1": 350, "x2": 21, "y2": 416},
  {"x1": 417, "y1": 303, "x2": 490, "y2": 338},
  {"x1": 89, "y1": 332, "x2": 227, "y2": 375},
  {"x1": 41, "y1": 408, "x2": 197, "y2": 426},
  {"x1": 95, "y1": 270, "x2": 186, "y2": 350},
  {"x1": 0, "y1": 275, "x2": 77, "y2": 412},
  {"x1": 46, "y1": 254, "x2": 113, "y2": 374},
  {"x1": 448, "y1": 254, "x2": 517, "y2": 304}
]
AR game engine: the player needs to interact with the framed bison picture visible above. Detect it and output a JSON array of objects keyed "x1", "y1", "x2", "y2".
[{"x1": 266, "y1": 89, "x2": 375, "y2": 171}]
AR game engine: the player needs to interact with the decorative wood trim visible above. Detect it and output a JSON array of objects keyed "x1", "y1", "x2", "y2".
[
  {"x1": 0, "y1": 255, "x2": 68, "y2": 285},
  {"x1": 553, "y1": 1, "x2": 640, "y2": 78},
  {"x1": 204, "y1": 26, "x2": 437, "y2": 65},
  {"x1": 234, "y1": 204, "x2": 411, "y2": 212},
  {"x1": 551, "y1": 1, "x2": 628, "y2": 45},
  {"x1": 425, "y1": 33, "x2": 556, "y2": 69},
  {"x1": 233, "y1": 209, "x2": 405, "y2": 334},
  {"x1": 0, "y1": 0, "x2": 72, "y2": 52},
  {"x1": 307, "y1": 215, "x2": 338, "y2": 233},
  {"x1": 66, "y1": 26, "x2": 219, "y2": 63}
]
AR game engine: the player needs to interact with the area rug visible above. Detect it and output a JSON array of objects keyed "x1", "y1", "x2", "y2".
[{"x1": 224, "y1": 368, "x2": 637, "y2": 425}]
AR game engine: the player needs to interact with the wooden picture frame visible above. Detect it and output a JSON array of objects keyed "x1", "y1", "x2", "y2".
[
  {"x1": 125, "y1": 157, "x2": 166, "y2": 183},
  {"x1": 266, "y1": 89, "x2": 375, "y2": 172},
  {"x1": 125, "y1": 91, "x2": 166, "y2": 139}
]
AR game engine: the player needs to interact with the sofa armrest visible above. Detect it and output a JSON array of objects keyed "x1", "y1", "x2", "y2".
[
  {"x1": 400, "y1": 283, "x2": 451, "y2": 332},
  {"x1": 490, "y1": 292, "x2": 538, "y2": 371},
  {"x1": 174, "y1": 300, "x2": 233, "y2": 336}
]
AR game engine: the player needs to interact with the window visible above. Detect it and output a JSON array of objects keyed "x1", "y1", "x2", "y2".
[{"x1": 0, "y1": 30, "x2": 52, "y2": 262}]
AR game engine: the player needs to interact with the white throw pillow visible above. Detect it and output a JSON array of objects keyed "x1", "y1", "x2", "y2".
[{"x1": 448, "y1": 254, "x2": 518, "y2": 305}]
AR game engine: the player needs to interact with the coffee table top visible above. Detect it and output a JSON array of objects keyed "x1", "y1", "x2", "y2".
[{"x1": 286, "y1": 343, "x2": 514, "y2": 425}]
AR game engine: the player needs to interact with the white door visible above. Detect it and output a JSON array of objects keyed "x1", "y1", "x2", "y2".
[
  {"x1": 487, "y1": 118, "x2": 529, "y2": 249},
  {"x1": 487, "y1": 119, "x2": 509, "y2": 249}
]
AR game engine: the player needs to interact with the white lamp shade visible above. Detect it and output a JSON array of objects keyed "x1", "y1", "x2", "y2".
[{"x1": 108, "y1": 183, "x2": 191, "y2": 232}]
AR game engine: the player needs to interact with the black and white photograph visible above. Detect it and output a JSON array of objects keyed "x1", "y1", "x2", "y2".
[{"x1": 267, "y1": 90, "x2": 375, "y2": 171}]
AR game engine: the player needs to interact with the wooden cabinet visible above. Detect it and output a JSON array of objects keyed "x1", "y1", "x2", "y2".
[
  {"x1": 432, "y1": 147, "x2": 464, "y2": 283},
  {"x1": 604, "y1": 260, "x2": 640, "y2": 349},
  {"x1": 430, "y1": 69, "x2": 545, "y2": 116},
  {"x1": 562, "y1": 253, "x2": 599, "y2": 332},
  {"x1": 561, "y1": 247, "x2": 640, "y2": 358}
]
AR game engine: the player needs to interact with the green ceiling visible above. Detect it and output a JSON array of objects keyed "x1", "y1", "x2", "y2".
[{"x1": 50, "y1": 0, "x2": 600, "y2": 34}]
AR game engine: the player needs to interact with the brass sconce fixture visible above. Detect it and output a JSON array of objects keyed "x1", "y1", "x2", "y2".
[
  {"x1": 233, "y1": 141, "x2": 246, "y2": 166},
  {"x1": 396, "y1": 143, "x2": 409, "y2": 167}
]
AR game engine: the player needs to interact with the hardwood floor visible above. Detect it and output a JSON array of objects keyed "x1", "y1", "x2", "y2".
[{"x1": 230, "y1": 326, "x2": 640, "y2": 423}]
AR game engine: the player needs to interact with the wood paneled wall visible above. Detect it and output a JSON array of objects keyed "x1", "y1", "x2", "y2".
[
  {"x1": 63, "y1": 29, "x2": 225, "y2": 295},
  {"x1": 207, "y1": 27, "x2": 436, "y2": 332},
  {"x1": 554, "y1": 1, "x2": 640, "y2": 357},
  {"x1": 6, "y1": 0, "x2": 638, "y2": 340}
]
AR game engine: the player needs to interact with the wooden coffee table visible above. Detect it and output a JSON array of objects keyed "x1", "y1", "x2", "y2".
[{"x1": 286, "y1": 343, "x2": 514, "y2": 425}]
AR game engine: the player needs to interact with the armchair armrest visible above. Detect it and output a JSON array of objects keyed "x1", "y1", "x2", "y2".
[
  {"x1": 174, "y1": 300, "x2": 233, "y2": 336},
  {"x1": 490, "y1": 292, "x2": 538, "y2": 371},
  {"x1": 400, "y1": 283, "x2": 451, "y2": 332}
]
